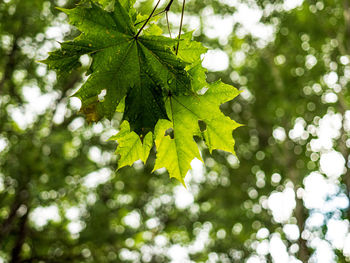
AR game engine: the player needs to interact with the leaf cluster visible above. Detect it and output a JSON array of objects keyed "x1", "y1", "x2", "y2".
[{"x1": 42, "y1": 0, "x2": 240, "y2": 184}]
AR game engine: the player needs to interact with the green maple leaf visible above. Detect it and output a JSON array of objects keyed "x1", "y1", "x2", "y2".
[
  {"x1": 42, "y1": 0, "x2": 191, "y2": 134},
  {"x1": 177, "y1": 32, "x2": 208, "y2": 64},
  {"x1": 153, "y1": 81, "x2": 241, "y2": 185},
  {"x1": 145, "y1": 33, "x2": 240, "y2": 184},
  {"x1": 109, "y1": 121, "x2": 153, "y2": 168}
]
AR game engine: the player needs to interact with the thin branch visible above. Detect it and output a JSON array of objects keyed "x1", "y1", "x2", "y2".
[
  {"x1": 134, "y1": 9, "x2": 166, "y2": 26},
  {"x1": 165, "y1": 0, "x2": 174, "y2": 12},
  {"x1": 165, "y1": 0, "x2": 174, "y2": 38},
  {"x1": 0, "y1": 201, "x2": 21, "y2": 241},
  {"x1": 166, "y1": 11, "x2": 172, "y2": 38},
  {"x1": 175, "y1": 0, "x2": 186, "y2": 55},
  {"x1": 135, "y1": 0, "x2": 174, "y2": 25},
  {"x1": 0, "y1": 189, "x2": 29, "y2": 242},
  {"x1": 135, "y1": 0, "x2": 162, "y2": 39},
  {"x1": 134, "y1": 0, "x2": 174, "y2": 39}
]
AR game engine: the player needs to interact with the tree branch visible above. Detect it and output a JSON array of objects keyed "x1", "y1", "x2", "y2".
[
  {"x1": 0, "y1": 189, "x2": 28, "y2": 242},
  {"x1": 134, "y1": 0, "x2": 174, "y2": 27},
  {"x1": 10, "y1": 207, "x2": 29, "y2": 263}
]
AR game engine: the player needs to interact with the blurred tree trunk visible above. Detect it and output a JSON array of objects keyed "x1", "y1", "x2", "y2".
[
  {"x1": 9, "y1": 207, "x2": 29, "y2": 263},
  {"x1": 338, "y1": 0, "x2": 350, "y2": 221},
  {"x1": 291, "y1": 169, "x2": 309, "y2": 263},
  {"x1": 265, "y1": 49, "x2": 310, "y2": 262},
  {"x1": 0, "y1": 178, "x2": 30, "y2": 240},
  {"x1": 285, "y1": 147, "x2": 309, "y2": 262},
  {"x1": 338, "y1": 94, "x2": 350, "y2": 220}
]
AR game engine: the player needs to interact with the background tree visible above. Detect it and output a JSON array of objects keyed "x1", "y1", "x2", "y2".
[{"x1": 1, "y1": 0, "x2": 350, "y2": 262}]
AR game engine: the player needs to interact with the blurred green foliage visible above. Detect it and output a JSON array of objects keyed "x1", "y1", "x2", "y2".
[{"x1": 1, "y1": 0, "x2": 350, "y2": 262}]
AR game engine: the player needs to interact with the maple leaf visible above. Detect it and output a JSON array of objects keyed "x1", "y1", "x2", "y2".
[
  {"x1": 153, "y1": 81, "x2": 241, "y2": 184},
  {"x1": 109, "y1": 121, "x2": 153, "y2": 168},
  {"x1": 177, "y1": 32, "x2": 207, "y2": 64},
  {"x1": 143, "y1": 32, "x2": 240, "y2": 184},
  {"x1": 42, "y1": 0, "x2": 191, "y2": 134}
]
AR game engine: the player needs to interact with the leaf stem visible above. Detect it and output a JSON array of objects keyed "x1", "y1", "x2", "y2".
[
  {"x1": 134, "y1": 9, "x2": 165, "y2": 26},
  {"x1": 166, "y1": 11, "x2": 172, "y2": 38},
  {"x1": 134, "y1": 0, "x2": 175, "y2": 29},
  {"x1": 175, "y1": 0, "x2": 186, "y2": 55},
  {"x1": 135, "y1": 0, "x2": 162, "y2": 39},
  {"x1": 165, "y1": 0, "x2": 174, "y2": 12}
]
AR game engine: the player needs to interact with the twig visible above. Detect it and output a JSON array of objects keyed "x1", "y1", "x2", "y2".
[
  {"x1": 163, "y1": 0, "x2": 175, "y2": 38},
  {"x1": 134, "y1": 0, "x2": 174, "y2": 38},
  {"x1": 135, "y1": 0, "x2": 162, "y2": 39},
  {"x1": 165, "y1": 0, "x2": 174, "y2": 12},
  {"x1": 134, "y1": 9, "x2": 166, "y2": 26},
  {"x1": 166, "y1": 12, "x2": 172, "y2": 38},
  {"x1": 175, "y1": 0, "x2": 186, "y2": 55}
]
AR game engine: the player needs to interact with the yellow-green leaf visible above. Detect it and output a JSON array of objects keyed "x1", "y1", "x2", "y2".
[
  {"x1": 110, "y1": 121, "x2": 153, "y2": 168},
  {"x1": 154, "y1": 81, "x2": 240, "y2": 183}
]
